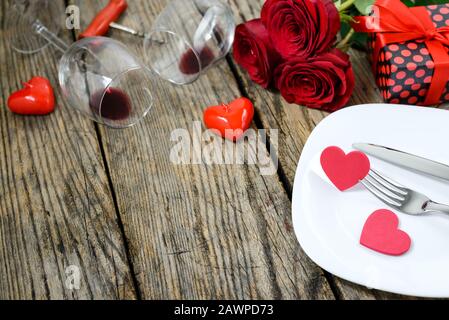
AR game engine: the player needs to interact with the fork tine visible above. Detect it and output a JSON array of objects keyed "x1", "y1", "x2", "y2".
[
  {"x1": 365, "y1": 175, "x2": 404, "y2": 204},
  {"x1": 368, "y1": 171, "x2": 407, "y2": 199},
  {"x1": 361, "y1": 178, "x2": 402, "y2": 207},
  {"x1": 370, "y1": 169, "x2": 407, "y2": 192}
]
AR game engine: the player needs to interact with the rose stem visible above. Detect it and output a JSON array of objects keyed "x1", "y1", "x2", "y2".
[
  {"x1": 337, "y1": 28, "x2": 355, "y2": 50},
  {"x1": 337, "y1": 0, "x2": 357, "y2": 12}
]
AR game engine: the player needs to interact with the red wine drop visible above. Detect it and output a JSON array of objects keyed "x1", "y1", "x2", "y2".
[
  {"x1": 179, "y1": 46, "x2": 215, "y2": 75},
  {"x1": 89, "y1": 88, "x2": 131, "y2": 121}
]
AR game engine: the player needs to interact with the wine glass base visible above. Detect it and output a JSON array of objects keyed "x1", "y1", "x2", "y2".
[{"x1": 6, "y1": 0, "x2": 63, "y2": 54}]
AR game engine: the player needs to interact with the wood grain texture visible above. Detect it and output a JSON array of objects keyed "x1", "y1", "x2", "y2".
[
  {"x1": 72, "y1": 0, "x2": 335, "y2": 299},
  {"x1": 0, "y1": 0, "x2": 136, "y2": 299},
  {"x1": 0, "y1": 0, "x2": 426, "y2": 300},
  {"x1": 226, "y1": 0, "x2": 416, "y2": 300}
]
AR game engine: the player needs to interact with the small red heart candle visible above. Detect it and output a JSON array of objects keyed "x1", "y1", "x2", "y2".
[
  {"x1": 7, "y1": 77, "x2": 55, "y2": 115},
  {"x1": 203, "y1": 97, "x2": 254, "y2": 141}
]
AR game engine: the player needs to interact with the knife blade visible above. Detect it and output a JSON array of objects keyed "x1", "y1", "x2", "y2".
[{"x1": 352, "y1": 143, "x2": 449, "y2": 181}]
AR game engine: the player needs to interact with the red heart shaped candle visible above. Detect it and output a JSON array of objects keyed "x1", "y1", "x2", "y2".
[
  {"x1": 360, "y1": 209, "x2": 411, "y2": 256},
  {"x1": 7, "y1": 77, "x2": 55, "y2": 115},
  {"x1": 320, "y1": 146, "x2": 370, "y2": 191},
  {"x1": 203, "y1": 97, "x2": 254, "y2": 141}
]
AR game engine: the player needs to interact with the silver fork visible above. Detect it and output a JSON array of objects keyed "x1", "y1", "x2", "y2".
[{"x1": 361, "y1": 169, "x2": 449, "y2": 215}]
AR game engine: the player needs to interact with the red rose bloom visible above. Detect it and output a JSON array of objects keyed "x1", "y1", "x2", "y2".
[
  {"x1": 233, "y1": 19, "x2": 282, "y2": 88},
  {"x1": 261, "y1": 0, "x2": 340, "y2": 59},
  {"x1": 274, "y1": 49, "x2": 355, "y2": 112}
]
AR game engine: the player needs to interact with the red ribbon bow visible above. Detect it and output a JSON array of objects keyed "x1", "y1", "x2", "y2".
[{"x1": 353, "y1": 0, "x2": 449, "y2": 105}]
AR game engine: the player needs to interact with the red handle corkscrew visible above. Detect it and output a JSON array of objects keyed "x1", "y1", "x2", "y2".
[{"x1": 79, "y1": 0, "x2": 128, "y2": 39}]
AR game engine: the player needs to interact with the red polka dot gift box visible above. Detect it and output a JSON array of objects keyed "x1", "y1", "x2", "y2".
[{"x1": 353, "y1": 0, "x2": 449, "y2": 106}]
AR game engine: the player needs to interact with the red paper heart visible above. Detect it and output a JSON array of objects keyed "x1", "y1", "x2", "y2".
[
  {"x1": 320, "y1": 146, "x2": 370, "y2": 191},
  {"x1": 203, "y1": 97, "x2": 254, "y2": 141},
  {"x1": 7, "y1": 77, "x2": 55, "y2": 115},
  {"x1": 360, "y1": 209, "x2": 411, "y2": 256}
]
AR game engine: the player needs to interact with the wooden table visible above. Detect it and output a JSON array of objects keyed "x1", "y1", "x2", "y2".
[{"x1": 0, "y1": 0, "x2": 414, "y2": 299}]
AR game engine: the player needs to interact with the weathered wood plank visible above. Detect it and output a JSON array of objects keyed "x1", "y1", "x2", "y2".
[
  {"x1": 226, "y1": 0, "x2": 414, "y2": 299},
  {"x1": 0, "y1": 0, "x2": 136, "y2": 299},
  {"x1": 73, "y1": 0, "x2": 335, "y2": 299}
]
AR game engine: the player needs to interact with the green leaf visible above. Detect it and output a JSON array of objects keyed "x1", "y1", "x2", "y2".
[
  {"x1": 340, "y1": 20, "x2": 351, "y2": 38},
  {"x1": 402, "y1": 0, "x2": 414, "y2": 7},
  {"x1": 340, "y1": 12, "x2": 354, "y2": 23},
  {"x1": 351, "y1": 32, "x2": 369, "y2": 51},
  {"x1": 354, "y1": 0, "x2": 375, "y2": 15}
]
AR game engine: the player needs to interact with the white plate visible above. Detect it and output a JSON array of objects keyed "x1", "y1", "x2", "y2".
[{"x1": 292, "y1": 103, "x2": 449, "y2": 298}]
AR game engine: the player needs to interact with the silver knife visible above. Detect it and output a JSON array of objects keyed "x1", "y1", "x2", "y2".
[{"x1": 352, "y1": 143, "x2": 449, "y2": 181}]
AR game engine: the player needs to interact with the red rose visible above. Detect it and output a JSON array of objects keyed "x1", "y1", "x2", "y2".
[
  {"x1": 261, "y1": 0, "x2": 340, "y2": 59},
  {"x1": 233, "y1": 19, "x2": 282, "y2": 88},
  {"x1": 274, "y1": 49, "x2": 355, "y2": 112}
]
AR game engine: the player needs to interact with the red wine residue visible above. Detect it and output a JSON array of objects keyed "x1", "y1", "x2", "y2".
[
  {"x1": 89, "y1": 88, "x2": 131, "y2": 121},
  {"x1": 179, "y1": 46, "x2": 215, "y2": 75}
]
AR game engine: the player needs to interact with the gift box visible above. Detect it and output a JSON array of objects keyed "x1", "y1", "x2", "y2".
[{"x1": 353, "y1": 1, "x2": 449, "y2": 106}]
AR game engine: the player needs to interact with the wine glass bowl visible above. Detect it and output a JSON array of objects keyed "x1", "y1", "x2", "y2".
[
  {"x1": 143, "y1": 0, "x2": 235, "y2": 85},
  {"x1": 59, "y1": 37, "x2": 155, "y2": 128}
]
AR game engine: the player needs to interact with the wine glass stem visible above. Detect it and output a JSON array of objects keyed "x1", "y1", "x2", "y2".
[{"x1": 32, "y1": 20, "x2": 69, "y2": 53}]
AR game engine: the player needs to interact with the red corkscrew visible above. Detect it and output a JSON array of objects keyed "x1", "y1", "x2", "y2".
[{"x1": 79, "y1": 0, "x2": 128, "y2": 39}]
